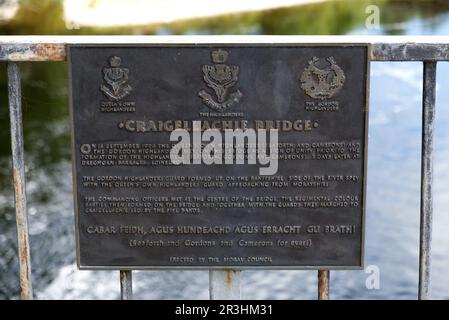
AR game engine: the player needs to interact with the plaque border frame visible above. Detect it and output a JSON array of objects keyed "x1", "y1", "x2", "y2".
[{"x1": 68, "y1": 42, "x2": 371, "y2": 270}]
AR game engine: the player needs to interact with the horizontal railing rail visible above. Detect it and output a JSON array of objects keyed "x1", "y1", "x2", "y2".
[
  {"x1": 0, "y1": 35, "x2": 441, "y2": 300},
  {"x1": 1, "y1": 35, "x2": 449, "y2": 61}
]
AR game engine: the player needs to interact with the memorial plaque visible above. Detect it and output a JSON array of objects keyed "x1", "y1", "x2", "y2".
[{"x1": 68, "y1": 44, "x2": 369, "y2": 269}]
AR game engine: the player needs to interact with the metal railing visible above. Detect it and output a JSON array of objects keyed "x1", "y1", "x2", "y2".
[{"x1": 0, "y1": 35, "x2": 443, "y2": 300}]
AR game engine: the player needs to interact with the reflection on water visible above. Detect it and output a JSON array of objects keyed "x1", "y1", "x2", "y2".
[{"x1": 2, "y1": 0, "x2": 449, "y2": 299}]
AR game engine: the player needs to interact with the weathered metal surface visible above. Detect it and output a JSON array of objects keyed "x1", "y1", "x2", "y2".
[
  {"x1": 418, "y1": 61, "x2": 436, "y2": 300},
  {"x1": 69, "y1": 45, "x2": 369, "y2": 269},
  {"x1": 371, "y1": 43, "x2": 449, "y2": 61},
  {"x1": 2, "y1": 36, "x2": 449, "y2": 61},
  {"x1": 209, "y1": 270, "x2": 241, "y2": 300},
  {"x1": 7, "y1": 62, "x2": 33, "y2": 300},
  {"x1": 0, "y1": 43, "x2": 65, "y2": 61},
  {"x1": 120, "y1": 270, "x2": 133, "y2": 300},
  {"x1": 317, "y1": 269, "x2": 329, "y2": 300}
]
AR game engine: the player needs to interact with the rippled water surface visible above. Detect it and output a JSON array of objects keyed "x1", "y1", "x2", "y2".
[{"x1": 2, "y1": 0, "x2": 449, "y2": 299}]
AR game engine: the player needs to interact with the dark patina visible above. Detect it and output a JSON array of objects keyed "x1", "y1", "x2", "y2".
[{"x1": 69, "y1": 44, "x2": 369, "y2": 269}]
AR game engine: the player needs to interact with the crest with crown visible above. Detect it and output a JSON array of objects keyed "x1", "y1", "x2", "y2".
[
  {"x1": 100, "y1": 55, "x2": 132, "y2": 101},
  {"x1": 300, "y1": 56, "x2": 346, "y2": 100},
  {"x1": 198, "y1": 49, "x2": 242, "y2": 112}
]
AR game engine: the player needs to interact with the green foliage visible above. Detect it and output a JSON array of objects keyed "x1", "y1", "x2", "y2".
[{"x1": 2, "y1": 0, "x2": 449, "y2": 36}]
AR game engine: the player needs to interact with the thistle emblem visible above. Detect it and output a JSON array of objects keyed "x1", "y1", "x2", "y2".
[
  {"x1": 198, "y1": 49, "x2": 242, "y2": 112},
  {"x1": 300, "y1": 56, "x2": 345, "y2": 100},
  {"x1": 100, "y1": 56, "x2": 132, "y2": 101}
]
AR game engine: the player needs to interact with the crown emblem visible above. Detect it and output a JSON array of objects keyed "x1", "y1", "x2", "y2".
[
  {"x1": 109, "y1": 56, "x2": 122, "y2": 67},
  {"x1": 211, "y1": 49, "x2": 228, "y2": 64},
  {"x1": 198, "y1": 49, "x2": 242, "y2": 112},
  {"x1": 300, "y1": 56, "x2": 345, "y2": 100}
]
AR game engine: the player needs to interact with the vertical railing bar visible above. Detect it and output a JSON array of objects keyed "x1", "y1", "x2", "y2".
[
  {"x1": 318, "y1": 270, "x2": 330, "y2": 300},
  {"x1": 7, "y1": 62, "x2": 33, "y2": 300},
  {"x1": 120, "y1": 270, "x2": 133, "y2": 300},
  {"x1": 209, "y1": 270, "x2": 241, "y2": 300},
  {"x1": 418, "y1": 61, "x2": 437, "y2": 300}
]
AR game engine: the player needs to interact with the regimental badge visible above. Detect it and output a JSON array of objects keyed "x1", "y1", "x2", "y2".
[
  {"x1": 300, "y1": 56, "x2": 345, "y2": 100},
  {"x1": 100, "y1": 56, "x2": 132, "y2": 101},
  {"x1": 198, "y1": 49, "x2": 242, "y2": 112}
]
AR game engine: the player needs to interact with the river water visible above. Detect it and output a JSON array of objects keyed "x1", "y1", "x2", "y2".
[{"x1": 1, "y1": 0, "x2": 449, "y2": 299}]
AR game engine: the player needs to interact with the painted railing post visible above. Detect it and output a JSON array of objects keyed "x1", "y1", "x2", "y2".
[
  {"x1": 120, "y1": 270, "x2": 133, "y2": 300},
  {"x1": 318, "y1": 270, "x2": 330, "y2": 300},
  {"x1": 209, "y1": 270, "x2": 241, "y2": 299},
  {"x1": 7, "y1": 62, "x2": 33, "y2": 300},
  {"x1": 418, "y1": 61, "x2": 437, "y2": 300}
]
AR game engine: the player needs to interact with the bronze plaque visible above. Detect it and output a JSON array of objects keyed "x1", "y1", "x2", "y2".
[{"x1": 68, "y1": 44, "x2": 369, "y2": 269}]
